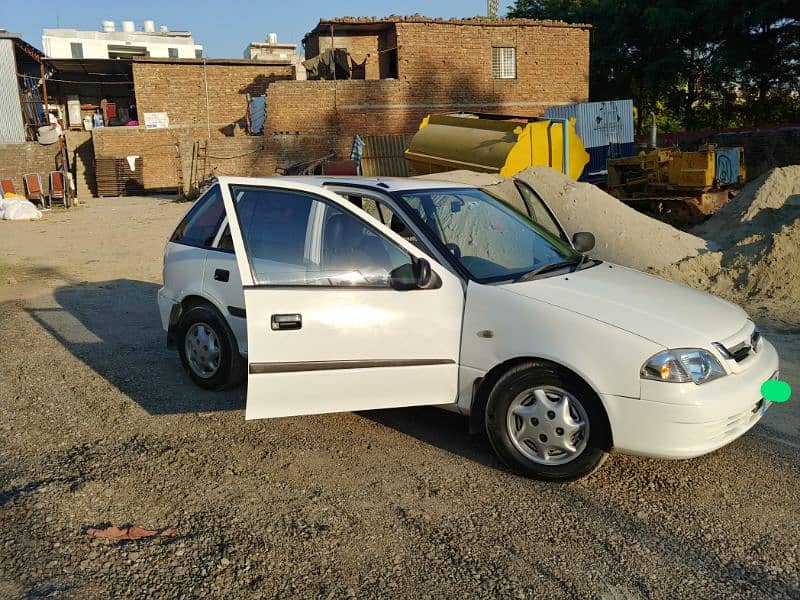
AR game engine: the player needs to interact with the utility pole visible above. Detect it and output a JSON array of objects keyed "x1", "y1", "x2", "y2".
[{"x1": 487, "y1": 0, "x2": 500, "y2": 19}]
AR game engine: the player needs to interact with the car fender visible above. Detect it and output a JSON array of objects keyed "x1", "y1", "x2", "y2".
[{"x1": 460, "y1": 280, "x2": 665, "y2": 412}]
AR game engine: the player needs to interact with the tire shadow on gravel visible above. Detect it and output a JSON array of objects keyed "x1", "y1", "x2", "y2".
[{"x1": 25, "y1": 278, "x2": 244, "y2": 415}]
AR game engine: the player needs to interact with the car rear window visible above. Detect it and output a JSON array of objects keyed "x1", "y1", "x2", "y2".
[{"x1": 170, "y1": 186, "x2": 225, "y2": 248}]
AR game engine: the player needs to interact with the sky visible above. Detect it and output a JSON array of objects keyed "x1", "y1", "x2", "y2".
[{"x1": 1, "y1": 0, "x2": 516, "y2": 58}]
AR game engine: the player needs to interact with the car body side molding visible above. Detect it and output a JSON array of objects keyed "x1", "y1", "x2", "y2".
[{"x1": 249, "y1": 358, "x2": 455, "y2": 374}]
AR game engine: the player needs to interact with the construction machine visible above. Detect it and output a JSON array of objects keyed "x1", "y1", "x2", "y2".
[{"x1": 607, "y1": 117, "x2": 746, "y2": 226}]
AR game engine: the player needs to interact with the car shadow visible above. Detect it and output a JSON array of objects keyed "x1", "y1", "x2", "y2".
[
  {"x1": 358, "y1": 406, "x2": 501, "y2": 470},
  {"x1": 25, "y1": 278, "x2": 244, "y2": 415}
]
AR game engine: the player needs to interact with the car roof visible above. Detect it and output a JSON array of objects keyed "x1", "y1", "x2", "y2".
[{"x1": 215, "y1": 175, "x2": 478, "y2": 192}]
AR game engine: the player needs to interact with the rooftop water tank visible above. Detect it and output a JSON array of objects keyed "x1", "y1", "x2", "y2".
[
  {"x1": 121, "y1": 20, "x2": 135, "y2": 33},
  {"x1": 102, "y1": 20, "x2": 116, "y2": 33},
  {"x1": 160, "y1": 25, "x2": 169, "y2": 33},
  {"x1": 143, "y1": 20, "x2": 155, "y2": 33},
  {"x1": 268, "y1": 32, "x2": 278, "y2": 45}
]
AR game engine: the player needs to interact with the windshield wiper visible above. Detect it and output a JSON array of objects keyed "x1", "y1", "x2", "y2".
[{"x1": 515, "y1": 256, "x2": 583, "y2": 283}]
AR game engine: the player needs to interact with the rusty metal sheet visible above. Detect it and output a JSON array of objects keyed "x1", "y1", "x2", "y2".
[{"x1": 360, "y1": 134, "x2": 413, "y2": 177}]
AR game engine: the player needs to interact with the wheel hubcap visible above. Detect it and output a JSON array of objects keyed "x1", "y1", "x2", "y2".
[
  {"x1": 506, "y1": 386, "x2": 589, "y2": 465},
  {"x1": 185, "y1": 322, "x2": 221, "y2": 379}
]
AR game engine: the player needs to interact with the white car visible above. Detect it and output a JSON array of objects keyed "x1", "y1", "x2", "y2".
[{"x1": 158, "y1": 176, "x2": 778, "y2": 480}]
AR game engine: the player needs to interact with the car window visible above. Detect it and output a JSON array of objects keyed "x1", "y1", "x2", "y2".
[
  {"x1": 398, "y1": 187, "x2": 577, "y2": 282},
  {"x1": 170, "y1": 185, "x2": 225, "y2": 248},
  {"x1": 515, "y1": 181, "x2": 565, "y2": 241},
  {"x1": 230, "y1": 185, "x2": 412, "y2": 287},
  {"x1": 341, "y1": 191, "x2": 425, "y2": 251}
]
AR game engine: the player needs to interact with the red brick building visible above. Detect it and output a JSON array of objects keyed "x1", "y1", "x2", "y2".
[
  {"x1": 265, "y1": 16, "x2": 591, "y2": 169},
  {"x1": 73, "y1": 16, "x2": 591, "y2": 195}
]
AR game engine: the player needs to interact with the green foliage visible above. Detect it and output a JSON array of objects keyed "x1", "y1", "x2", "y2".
[{"x1": 507, "y1": 0, "x2": 800, "y2": 132}]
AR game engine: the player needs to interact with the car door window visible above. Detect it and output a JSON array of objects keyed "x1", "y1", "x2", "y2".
[
  {"x1": 230, "y1": 185, "x2": 412, "y2": 287},
  {"x1": 341, "y1": 191, "x2": 425, "y2": 250},
  {"x1": 170, "y1": 185, "x2": 225, "y2": 248},
  {"x1": 514, "y1": 180, "x2": 566, "y2": 241}
]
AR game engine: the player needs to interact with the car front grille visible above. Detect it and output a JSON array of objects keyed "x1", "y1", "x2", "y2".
[{"x1": 715, "y1": 329, "x2": 761, "y2": 364}]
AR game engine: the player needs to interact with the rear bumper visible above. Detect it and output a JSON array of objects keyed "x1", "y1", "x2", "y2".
[
  {"x1": 157, "y1": 287, "x2": 177, "y2": 333},
  {"x1": 604, "y1": 340, "x2": 779, "y2": 459}
]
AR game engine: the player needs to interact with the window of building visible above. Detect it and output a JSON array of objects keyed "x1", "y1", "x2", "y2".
[
  {"x1": 168, "y1": 47, "x2": 179, "y2": 59},
  {"x1": 70, "y1": 42, "x2": 84, "y2": 59},
  {"x1": 195, "y1": 49, "x2": 203, "y2": 58},
  {"x1": 492, "y1": 47, "x2": 516, "y2": 79}
]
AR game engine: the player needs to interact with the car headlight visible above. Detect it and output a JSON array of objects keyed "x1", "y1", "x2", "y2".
[{"x1": 641, "y1": 348, "x2": 726, "y2": 384}]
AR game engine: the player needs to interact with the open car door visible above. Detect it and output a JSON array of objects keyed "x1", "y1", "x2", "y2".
[{"x1": 218, "y1": 177, "x2": 465, "y2": 419}]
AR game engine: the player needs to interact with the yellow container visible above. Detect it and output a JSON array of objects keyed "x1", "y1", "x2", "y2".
[{"x1": 405, "y1": 113, "x2": 589, "y2": 180}]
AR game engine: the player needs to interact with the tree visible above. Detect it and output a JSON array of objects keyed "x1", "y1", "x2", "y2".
[{"x1": 507, "y1": 0, "x2": 800, "y2": 130}]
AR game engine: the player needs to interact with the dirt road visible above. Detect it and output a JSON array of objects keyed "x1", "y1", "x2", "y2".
[{"x1": 1, "y1": 198, "x2": 798, "y2": 599}]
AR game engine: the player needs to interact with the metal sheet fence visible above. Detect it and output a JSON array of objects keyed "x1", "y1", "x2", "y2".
[
  {"x1": 545, "y1": 99, "x2": 635, "y2": 150},
  {"x1": 0, "y1": 40, "x2": 26, "y2": 144}
]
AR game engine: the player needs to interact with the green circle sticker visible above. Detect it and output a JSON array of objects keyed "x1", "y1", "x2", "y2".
[{"x1": 761, "y1": 380, "x2": 792, "y2": 403}]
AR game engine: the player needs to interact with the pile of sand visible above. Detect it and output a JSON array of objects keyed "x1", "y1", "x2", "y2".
[
  {"x1": 659, "y1": 166, "x2": 800, "y2": 322},
  {"x1": 416, "y1": 168, "x2": 709, "y2": 271},
  {"x1": 416, "y1": 165, "x2": 800, "y2": 322}
]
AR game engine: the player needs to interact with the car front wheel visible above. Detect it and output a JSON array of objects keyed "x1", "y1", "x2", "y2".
[
  {"x1": 485, "y1": 362, "x2": 608, "y2": 481},
  {"x1": 177, "y1": 305, "x2": 243, "y2": 390}
]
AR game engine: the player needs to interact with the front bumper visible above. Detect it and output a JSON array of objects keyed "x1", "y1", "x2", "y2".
[{"x1": 603, "y1": 339, "x2": 779, "y2": 459}]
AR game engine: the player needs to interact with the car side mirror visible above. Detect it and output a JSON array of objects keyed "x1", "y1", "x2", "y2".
[
  {"x1": 389, "y1": 257, "x2": 441, "y2": 290},
  {"x1": 413, "y1": 256, "x2": 432, "y2": 288},
  {"x1": 572, "y1": 231, "x2": 595, "y2": 253}
]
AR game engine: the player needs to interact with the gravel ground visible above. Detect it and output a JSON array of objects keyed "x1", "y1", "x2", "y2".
[{"x1": 0, "y1": 198, "x2": 799, "y2": 599}]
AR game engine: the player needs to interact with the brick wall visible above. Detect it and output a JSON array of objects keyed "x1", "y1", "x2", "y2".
[
  {"x1": 0, "y1": 143, "x2": 63, "y2": 197},
  {"x1": 91, "y1": 126, "x2": 277, "y2": 194},
  {"x1": 132, "y1": 61, "x2": 293, "y2": 138},
  {"x1": 394, "y1": 22, "x2": 589, "y2": 110},
  {"x1": 278, "y1": 21, "x2": 589, "y2": 170}
]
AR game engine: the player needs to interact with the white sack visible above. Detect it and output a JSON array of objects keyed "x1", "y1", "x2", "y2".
[{"x1": 0, "y1": 198, "x2": 42, "y2": 220}]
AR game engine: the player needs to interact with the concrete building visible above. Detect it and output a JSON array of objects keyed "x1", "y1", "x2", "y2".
[
  {"x1": 244, "y1": 33, "x2": 306, "y2": 80},
  {"x1": 42, "y1": 21, "x2": 203, "y2": 60}
]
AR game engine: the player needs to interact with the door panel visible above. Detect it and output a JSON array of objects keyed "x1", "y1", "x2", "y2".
[
  {"x1": 242, "y1": 286, "x2": 462, "y2": 419},
  {"x1": 218, "y1": 177, "x2": 465, "y2": 419},
  {"x1": 202, "y1": 248, "x2": 247, "y2": 354}
]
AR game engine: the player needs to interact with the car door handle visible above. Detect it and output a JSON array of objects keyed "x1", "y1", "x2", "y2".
[
  {"x1": 214, "y1": 268, "x2": 229, "y2": 282},
  {"x1": 271, "y1": 313, "x2": 302, "y2": 331}
]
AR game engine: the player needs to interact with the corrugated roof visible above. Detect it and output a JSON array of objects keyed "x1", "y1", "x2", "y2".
[{"x1": 46, "y1": 58, "x2": 133, "y2": 75}]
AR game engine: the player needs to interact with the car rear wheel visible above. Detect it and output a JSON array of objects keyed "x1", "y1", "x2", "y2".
[
  {"x1": 485, "y1": 362, "x2": 608, "y2": 481},
  {"x1": 177, "y1": 305, "x2": 244, "y2": 390}
]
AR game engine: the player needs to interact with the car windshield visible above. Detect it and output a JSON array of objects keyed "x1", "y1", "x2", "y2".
[{"x1": 396, "y1": 187, "x2": 579, "y2": 283}]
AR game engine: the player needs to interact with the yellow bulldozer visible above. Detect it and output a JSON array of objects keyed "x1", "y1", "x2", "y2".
[{"x1": 607, "y1": 144, "x2": 746, "y2": 227}]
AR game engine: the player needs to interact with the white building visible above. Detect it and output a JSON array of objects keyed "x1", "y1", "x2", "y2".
[
  {"x1": 42, "y1": 20, "x2": 203, "y2": 60},
  {"x1": 244, "y1": 33, "x2": 306, "y2": 80}
]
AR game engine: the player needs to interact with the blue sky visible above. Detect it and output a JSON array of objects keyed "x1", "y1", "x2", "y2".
[{"x1": 1, "y1": 0, "x2": 516, "y2": 58}]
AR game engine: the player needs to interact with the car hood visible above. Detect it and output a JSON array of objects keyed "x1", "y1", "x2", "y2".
[{"x1": 501, "y1": 263, "x2": 748, "y2": 348}]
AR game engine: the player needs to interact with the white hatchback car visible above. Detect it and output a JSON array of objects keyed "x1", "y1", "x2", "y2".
[{"x1": 158, "y1": 176, "x2": 778, "y2": 480}]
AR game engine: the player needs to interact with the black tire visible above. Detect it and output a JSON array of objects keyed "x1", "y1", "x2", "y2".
[
  {"x1": 485, "y1": 361, "x2": 608, "y2": 481},
  {"x1": 177, "y1": 304, "x2": 244, "y2": 391}
]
